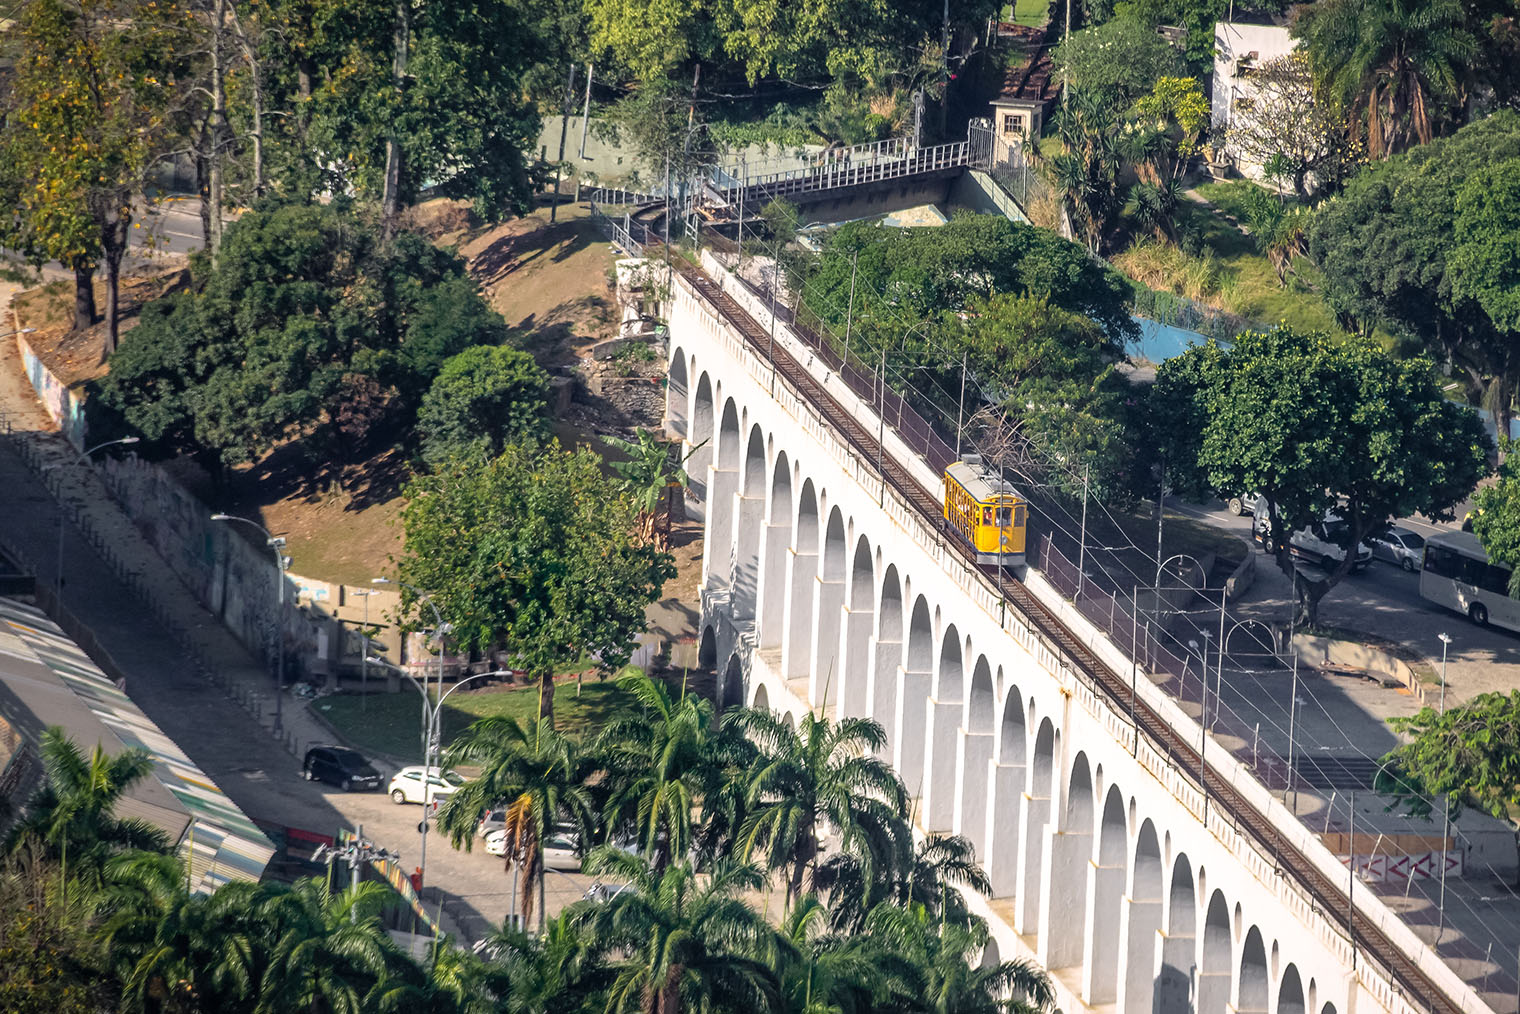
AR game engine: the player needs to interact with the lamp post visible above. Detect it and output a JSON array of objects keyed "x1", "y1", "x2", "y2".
[
  {"x1": 211, "y1": 513, "x2": 288, "y2": 737},
  {"x1": 352, "y1": 589, "x2": 381, "y2": 712},
  {"x1": 43, "y1": 436, "x2": 140, "y2": 604},
  {"x1": 313, "y1": 826, "x2": 399, "y2": 923},
  {"x1": 371, "y1": 577, "x2": 450, "y2": 760},
  {"x1": 1436, "y1": 630, "x2": 1452, "y2": 944}
]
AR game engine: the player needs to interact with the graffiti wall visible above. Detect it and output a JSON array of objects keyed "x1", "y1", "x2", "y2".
[{"x1": 16, "y1": 334, "x2": 87, "y2": 449}]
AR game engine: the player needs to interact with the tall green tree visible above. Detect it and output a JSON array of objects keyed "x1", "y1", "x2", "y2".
[
  {"x1": 7, "y1": 728, "x2": 168, "y2": 879},
  {"x1": 1151, "y1": 327, "x2": 1490, "y2": 626},
  {"x1": 606, "y1": 429, "x2": 700, "y2": 549},
  {"x1": 1308, "y1": 112, "x2": 1520, "y2": 447},
  {"x1": 572, "y1": 852, "x2": 780, "y2": 1014},
  {"x1": 1448, "y1": 158, "x2": 1520, "y2": 336},
  {"x1": 417, "y1": 344, "x2": 551, "y2": 466},
  {"x1": 864, "y1": 904, "x2": 1053, "y2": 1014},
  {"x1": 729, "y1": 708, "x2": 906, "y2": 909},
  {"x1": 1472, "y1": 438, "x2": 1520, "y2": 595},
  {"x1": 768, "y1": 895, "x2": 913, "y2": 1014},
  {"x1": 1051, "y1": 16, "x2": 1184, "y2": 103},
  {"x1": 437, "y1": 716, "x2": 595, "y2": 930},
  {"x1": 0, "y1": 850, "x2": 117, "y2": 1014},
  {"x1": 1291, "y1": 0, "x2": 1477, "y2": 158},
  {"x1": 397, "y1": 442, "x2": 674, "y2": 723},
  {"x1": 1374, "y1": 692, "x2": 1520, "y2": 885}
]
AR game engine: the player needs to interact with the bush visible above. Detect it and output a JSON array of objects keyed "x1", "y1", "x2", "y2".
[{"x1": 417, "y1": 344, "x2": 551, "y2": 464}]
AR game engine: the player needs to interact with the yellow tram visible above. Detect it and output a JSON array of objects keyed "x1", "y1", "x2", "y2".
[{"x1": 943, "y1": 457, "x2": 1027, "y2": 565}]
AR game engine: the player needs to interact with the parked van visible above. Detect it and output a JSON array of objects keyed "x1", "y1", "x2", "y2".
[{"x1": 1253, "y1": 505, "x2": 1373, "y2": 572}]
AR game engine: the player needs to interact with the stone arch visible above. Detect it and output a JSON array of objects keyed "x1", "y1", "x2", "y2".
[
  {"x1": 980, "y1": 937, "x2": 1001, "y2": 969},
  {"x1": 757, "y1": 451, "x2": 793, "y2": 650},
  {"x1": 1200, "y1": 890, "x2": 1232, "y2": 1014},
  {"x1": 895, "y1": 595, "x2": 935, "y2": 794},
  {"x1": 923, "y1": 625, "x2": 965, "y2": 830},
  {"x1": 782, "y1": 480, "x2": 819, "y2": 682},
  {"x1": 1017, "y1": 718, "x2": 1057, "y2": 935},
  {"x1": 1278, "y1": 965, "x2": 1305, "y2": 1014},
  {"x1": 666, "y1": 346, "x2": 689, "y2": 439},
  {"x1": 839, "y1": 536, "x2": 875, "y2": 718},
  {"x1": 811, "y1": 507, "x2": 848, "y2": 710},
  {"x1": 720, "y1": 654, "x2": 744, "y2": 713},
  {"x1": 704, "y1": 400, "x2": 742, "y2": 588},
  {"x1": 1083, "y1": 785, "x2": 1128, "y2": 1003},
  {"x1": 718, "y1": 399, "x2": 741, "y2": 468},
  {"x1": 1155, "y1": 853, "x2": 1196, "y2": 1014},
  {"x1": 956, "y1": 656, "x2": 997, "y2": 852},
  {"x1": 752, "y1": 682, "x2": 770, "y2": 713},
  {"x1": 689, "y1": 373, "x2": 714, "y2": 501},
  {"x1": 1120, "y1": 819, "x2": 1165, "y2": 1014},
  {"x1": 1067, "y1": 752, "x2": 1095, "y2": 832},
  {"x1": 870, "y1": 565, "x2": 904, "y2": 747},
  {"x1": 1043, "y1": 752, "x2": 1093, "y2": 970},
  {"x1": 1238, "y1": 927, "x2": 1269, "y2": 1014},
  {"x1": 1319, "y1": 1005, "x2": 1336, "y2": 1014},
  {"x1": 732, "y1": 425, "x2": 767, "y2": 620},
  {"x1": 697, "y1": 626, "x2": 717, "y2": 669},
  {"x1": 985, "y1": 684, "x2": 1026, "y2": 898}
]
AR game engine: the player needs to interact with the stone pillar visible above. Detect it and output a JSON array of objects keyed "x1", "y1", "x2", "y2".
[
  {"x1": 920, "y1": 697, "x2": 961, "y2": 831},
  {"x1": 893, "y1": 666, "x2": 931, "y2": 793},
  {"x1": 1081, "y1": 863, "x2": 1128, "y2": 1003},
  {"x1": 755, "y1": 523, "x2": 791, "y2": 649},
  {"x1": 1196, "y1": 963, "x2": 1231, "y2": 1014},
  {"x1": 864, "y1": 636, "x2": 901, "y2": 746},
  {"x1": 780, "y1": 549, "x2": 816, "y2": 680},
  {"x1": 809, "y1": 577, "x2": 845, "y2": 709},
  {"x1": 983, "y1": 761, "x2": 1023, "y2": 898},
  {"x1": 731, "y1": 494, "x2": 765, "y2": 620},
  {"x1": 953, "y1": 730, "x2": 995, "y2": 851},
  {"x1": 1013, "y1": 792, "x2": 1049, "y2": 935},
  {"x1": 1153, "y1": 932, "x2": 1196, "y2": 1014},
  {"x1": 836, "y1": 606, "x2": 874, "y2": 719},
  {"x1": 1116, "y1": 899, "x2": 1166, "y2": 1014},
  {"x1": 1036, "y1": 830, "x2": 1092, "y2": 970},
  {"x1": 701, "y1": 466, "x2": 738, "y2": 588}
]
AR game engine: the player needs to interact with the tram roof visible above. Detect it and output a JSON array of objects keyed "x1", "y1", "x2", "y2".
[{"x1": 946, "y1": 461, "x2": 1021, "y2": 502}]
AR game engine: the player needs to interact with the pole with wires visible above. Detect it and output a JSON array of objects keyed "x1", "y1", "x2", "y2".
[
  {"x1": 844, "y1": 252, "x2": 857, "y2": 353},
  {"x1": 1076, "y1": 461, "x2": 1090, "y2": 601},
  {"x1": 877, "y1": 341, "x2": 887, "y2": 506},
  {"x1": 954, "y1": 350, "x2": 968, "y2": 458},
  {"x1": 1285, "y1": 610, "x2": 1298, "y2": 808}
]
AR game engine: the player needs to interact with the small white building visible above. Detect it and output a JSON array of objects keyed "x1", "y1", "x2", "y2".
[{"x1": 1211, "y1": 22, "x2": 1298, "y2": 180}]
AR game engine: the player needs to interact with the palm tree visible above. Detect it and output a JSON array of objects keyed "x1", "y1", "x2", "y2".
[
  {"x1": 770, "y1": 895, "x2": 914, "y2": 1014},
  {"x1": 8, "y1": 727, "x2": 168, "y2": 879},
  {"x1": 813, "y1": 830, "x2": 992, "y2": 934},
  {"x1": 595, "y1": 670, "x2": 719, "y2": 868},
  {"x1": 865, "y1": 904, "x2": 1054, "y2": 1014},
  {"x1": 475, "y1": 914, "x2": 605, "y2": 1014},
  {"x1": 437, "y1": 716, "x2": 594, "y2": 931},
  {"x1": 572, "y1": 849, "x2": 779, "y2": 1014},
  {"x1": 606, "y1": 430, "x2": 704, "y2": 550},
  {"x1": 1046, "y1": 90, "x2": 1124, "y2": 254},
  {"x1": 1294, "y1": 0, "x2": 1478, "y2": 157},
  {"x1": 728, "y1": 707, "x2": 906, "y2": 909}
]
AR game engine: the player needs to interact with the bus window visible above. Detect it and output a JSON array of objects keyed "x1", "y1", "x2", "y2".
[{"x1": 1423, "y1": 545, "x2": 1463, "y2": 579}]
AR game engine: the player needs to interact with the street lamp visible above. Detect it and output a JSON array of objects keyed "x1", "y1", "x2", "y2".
[
  {"x1": 42, "y1": 436, "x2": 140, "y2": 604},
  {"x1": 351, "y1": 588, "x2": 381, "y2": 712},
  {"x1": 211, "y1": 513, "x2": 288, "y2": 737},
  {"x1": 1436, "y1": 630, "x2": 1453, "y2": 945},
  {"x1": 371, "y1": 576, "x2": 451, "y2": 759},
  {"x1": 1437, "y1": 632, "x2": 1452, "y2": 715},
  {"x1": 313, "y1": 825, "x2": 400, "y2": 923}
]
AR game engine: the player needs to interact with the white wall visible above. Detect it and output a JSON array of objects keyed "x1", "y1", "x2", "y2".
[{"x1": 1212, "y1": 23, "x2": 1298, "y2": 180}]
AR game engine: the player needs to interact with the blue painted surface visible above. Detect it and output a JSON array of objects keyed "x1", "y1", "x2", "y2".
[{"x1": 1124, "y1": 316, "x2": 1223, "y2": 364}]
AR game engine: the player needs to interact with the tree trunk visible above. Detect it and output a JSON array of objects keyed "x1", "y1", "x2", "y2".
[
  {"x1": 101, "y1": 209, "x2": 130, "y2": 357},
  {"x1": 207, "y1": 0, "x2": 228, "y2": 259},
  {"x1": 538, "y1": 668, "x2": 555, "y2": 727},
  {"x1": 381, "y1": 0, "x2": 409, "y2": 237},
  {"x1": 72, "y1": 262, "x2": 97, "y2": 331},
  {"x1": 658, "y1": 965, "x2": 684, "y2": 1014}
]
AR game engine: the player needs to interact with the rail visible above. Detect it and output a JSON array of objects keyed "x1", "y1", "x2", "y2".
[
  {"x1": 662, "y1": 251, "x2": 1480, "y2": 1014},
  {"x1": 712, "y1": 139, "x2": 976, "y2": 203}
]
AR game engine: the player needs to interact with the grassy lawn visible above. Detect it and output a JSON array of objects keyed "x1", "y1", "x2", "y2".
[
  {"x1": 314, "y1": 678, "x2": 636, "y2": 761},
  {"x1": 1005, "y1": 0, "x2": 1050, "y2": 26}
]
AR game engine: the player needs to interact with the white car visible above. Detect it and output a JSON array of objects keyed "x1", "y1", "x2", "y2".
[
  {"x1": 485, "y1": 829, "x2": 582, "y2": 870},
  {"x1": 387, "y1": 766, "x2": 464, "y2": 806},
  {"x1": 1368, "y1": 526, "x2": 1426, "y2": 571}
]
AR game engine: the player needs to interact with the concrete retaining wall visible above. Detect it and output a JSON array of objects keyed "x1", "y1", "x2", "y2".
[
  {"x1": 15, "y1": 334, "x2": 86, "y2": 450},
  {"x1": 1291, "y1": 631, "x2": 1430, "y2": 705}
]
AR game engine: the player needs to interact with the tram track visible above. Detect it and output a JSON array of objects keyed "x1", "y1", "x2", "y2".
[{"x1": 669, "y1": 255, "x2": 1462, "y2": 1014}]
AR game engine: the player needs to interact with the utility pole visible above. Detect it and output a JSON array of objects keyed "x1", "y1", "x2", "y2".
[
  {"x1": 577, "y1": 63, "x2": 594, "y2": 159},
  {"x1": 953, "y1": 350, "x2": 968, "y2": 458},
  {"x1": 314, "y1": 826, "x2": 399, "y2": 924},
  {"x1": 877, "y1": 342, "x2": 887, "y2": 506},
  {"x1": 1076, "y1": 462, "x2": 1090, "y2": 601},
  {"x1": 1285, "y1": 610, "x2": 1298, "y2": 808},
  {"x1": 551, "y1": 62, "x2": 576, "y2": 223},
  {"x1": 844, "y1": 252, "x2": 858, "y2": 351},
  {"x1": 1437, "y1": 632, "x2": 1451, "y2": 945}
]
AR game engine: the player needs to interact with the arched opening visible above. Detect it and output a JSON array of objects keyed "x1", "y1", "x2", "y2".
[
  {"x1": 839, "y1": 536, "x2": 875, "y2": 718},
  {"x1": 732, "y1": 426, "x2": 767, "y2": 619},
  {"x1": 782, "y1": 481, "x2": 819, "y2": 681},
  {"x1": 721, "y1": 654, "x2": 744, "y2": 713},
  {"x1": 1238, "y1": 927, "x2": 1269, "y2": 1014},
  {"x1": 1199, "y1": 890, "x2": 1232, "y2": 1014},
  {"x1": 870, "y1": 565, "x2": 904, "y2": 750},
  {"x1": 704, "y1": 400, "x2": 742, "y2": 588},
  {"x1": 1155, "y1": 854, "x2": 1196, "y2": 1014},
  {"x1": 757, "y1": 452, "x2": 793, "y2": 650},
  {"x1": 1278, "y1": 965, "x2": 1305, "y2": 1014},
  {"x1": 666, "y1": 347, "x2": 689, "y2": 439},
  {"x1": 980, "y1": 937, "x2": 1001, "y2": 969},
  {"x1": 1017, "y1": 717, "x2": 1055, "y2": 935},
  {"x1": 1084, "y1": 785, "x2": 1127, "y2": 1003},
  {"x1": 895, "y1": 596, "x2": 934, "y2": 792},
  {"x1": 697, "y1": 626, "x2": 717, "y2": 669},
  {"x1": 924, "y1": 624, "x2": 964, "y2": 830},
  {"x1": 688, "y1": 373, "x2": 714, "y2": 502},
  {"x1": 1117, "y1": 819, "x2": 1163, "y2": 1013},
  {"x1": 752, "y1": 682, "x2": 770, "y2": 713},
  {"x1": 811, "y1": 508, "x2": 848, "y2": 711},
  {"x1": 1319, "y1": 1004, "x2": 1336, "y2": 1014},
  {"x1": 986, "y1": 685, "x2": 1026, "y2": 897},
  {"x1": 1044, "y1": 752, "x2": 1094, "y2": 969},
  {"x1": 956, "y1": 656, "x2": 996, "y2": 851}
]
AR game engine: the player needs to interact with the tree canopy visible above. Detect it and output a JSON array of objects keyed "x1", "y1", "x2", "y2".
[
  {"x1": 1051, "y1": 15, "x2": 1184, "y2": 104},
  {"x1": 97, "y1": 201, "x2": 502, "y2": 469},
  {"x1": 1309, "y1": 111, "x2": 1520, "y2": 448},
  {"x1": 1151, "y1": 326, "x2": 1490, "y2": 625},
  {"x1": 418, "y1": 344, "x2": 552, "y2": 465},
  {"x1": 396, "y1": 442, "x2": 675, "y2": 724}
]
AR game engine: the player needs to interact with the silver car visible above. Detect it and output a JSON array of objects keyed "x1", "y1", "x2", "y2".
[
  {"x1": 1226, "y1": 492, "x2": 1260, "y2": 516},
  {"x1": 1368, "y1": 526, "x2": 1426, "y2": 571}
]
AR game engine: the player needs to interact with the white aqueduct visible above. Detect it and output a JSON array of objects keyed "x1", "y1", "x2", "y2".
[{"x1": 651, "y1": 249, "x2": 1491, "y2": 1014}]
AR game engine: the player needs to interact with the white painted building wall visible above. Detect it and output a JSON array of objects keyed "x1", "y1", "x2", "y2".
[
  {"x1": 660, "y1": 249, "x2": 1495, "y2": 1014},
  {"x1": 1211, "y1": 23, "x2": 1298, "y2": 181}
]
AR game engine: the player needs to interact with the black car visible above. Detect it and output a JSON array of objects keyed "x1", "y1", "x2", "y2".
[{"x1": 302, "y1": 746, "x2": 382, "y2": 791}]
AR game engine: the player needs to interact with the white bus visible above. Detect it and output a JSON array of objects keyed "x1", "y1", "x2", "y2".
[{"x1": 1419, "y1": 530, "x2": 1520, "y2": 632}]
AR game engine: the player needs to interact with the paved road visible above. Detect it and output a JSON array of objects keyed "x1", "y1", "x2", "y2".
[{"x1": 1171, "y1": 497, "x2": 1520, "y2": 705}]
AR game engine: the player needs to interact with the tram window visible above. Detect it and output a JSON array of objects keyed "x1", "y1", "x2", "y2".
[
  {"x1": 995, "y1": 507, "x2": 1011, "y2": 526},
  {"x1": 1015, "y1": 505, "x2": 1026, "y2": 525},
  {"x1": 981, "y1": 507, "x2": 993, "y2": 526}
]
